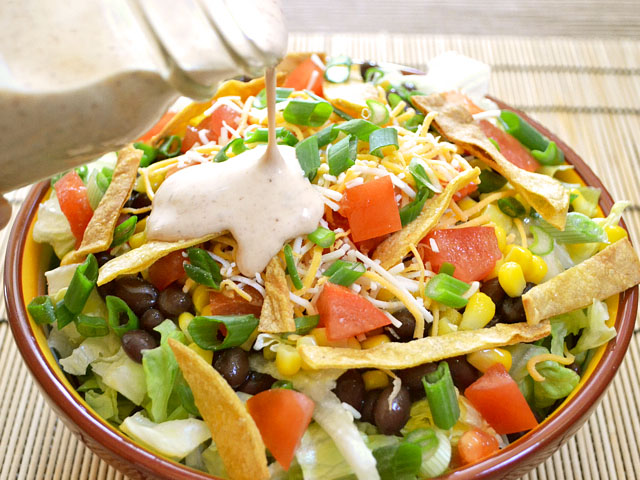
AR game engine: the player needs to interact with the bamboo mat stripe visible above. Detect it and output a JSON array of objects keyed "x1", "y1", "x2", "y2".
[{"x1": 1, "y1": 34, "x2": 639, "y2": 480}]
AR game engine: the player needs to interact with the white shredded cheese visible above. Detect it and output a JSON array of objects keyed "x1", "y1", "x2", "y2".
[
  {"x1": 429, "y1": 238, "x2": 439, "y2": 253},
  {"x1": 230, "y1": 276, "x2": 265, "y2": 296}
]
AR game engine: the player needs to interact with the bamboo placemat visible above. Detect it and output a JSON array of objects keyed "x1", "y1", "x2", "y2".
[{"x1": 1, "y1": 34, "x2": 639, "y2": 479}]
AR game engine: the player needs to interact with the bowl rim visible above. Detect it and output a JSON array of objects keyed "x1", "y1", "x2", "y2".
[{"x1": 4, "y1": 101, "x2": 638, "y2": 480}]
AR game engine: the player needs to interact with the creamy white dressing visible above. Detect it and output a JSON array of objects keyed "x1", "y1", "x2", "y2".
[{"x1": 146, "y1": 68, "x2": 325, "y2": 276}]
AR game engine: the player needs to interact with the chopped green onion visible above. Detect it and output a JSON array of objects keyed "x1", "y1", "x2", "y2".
[
  {"x1": 133, "y1": 142, "x2": 158, "y2": 168},
  {"x1": 365, "y1": 67, "x2": 385, "y2": 83},
  {"x1": 533, "y1": 211, "x2": 607, "y2": 244},
  {"x1": 369, "y1": 128, "x2": 399, "y2": 157},
  {"x1": 408, "y1": 158, "x2": 439, "y2": 194},
  {"x1": 158, "y1": 135, "x2": 182, "y2": 159},
  {"x1": 307, "y1": 226, "x2": 335, "y2": 248},
  {"x1": 284, "y1": 244, "x2": 303, "y2": 290},
  {"x1": 214, "y1": 137, "x2": 248, "y2": 162},
  {"x1": 27, "y1": 296, "x2": 56, "y2": 325},
  {"x1": 328, "y1": 134, "x2": 357, "y2": 176},
  {"x1": 336, "y1": 119, "x2": 380, "y2": 141},
  {"x1": 295, "y1": 136, "x2": 320, "y2": 181},
  {"x1": 106, "y1": 296, "x2": 139, "y2": 337},
  {"x1": 50, "y1": 172, "x2": 65, "y2": 187},
  {"x1": 488, "y1": 138, "x2": 501, "y2": 151},
  {"x1": 532, "y1": 141, "x2": 563, "y2": 166},
  {"x1": 417, "y1": 430, "x2": 452, "y2": 478},
  {"x1": 313, "y1": 125, "x2": 339, "y2": 148},
  {"x1": 439, "y1": 262, "x2": 456, "y2": 276},
  {"x1": 499, "y1": 111, "x2": 548, "y2": 152},
  {"x1": 184, "y1": 248, "x2": 222, "y2": 289},
  {"x1": 366, "y1": 99, "x2": 390, "y2": 125},
  {"x1": 253, "y1": 87, "x2": 293, "y2": 109},
  {"x1": 293, "y1": 315, "x2": 320, "y2": 335},
  {"x1": 64, "y1": 254, "x2": 99, "y2": 315},
  {"x1": 478, "y1": 169, "x2": 507, "y2": 193},
  {"x1": 245, "y1": 127, "x2": 299, "y2": 147},
  {"x1": 305, "y1": 89, "x2": 353, "y2": 120},
  {"x1": 373, "y1": 442, "x2": 422, "y2": 480},
  {"x1": 324, "y1": 55, "x2": 352, "y2": 83},
  {"x1": 323, "y1": 260, "x2": 366, "y2": 287},
  {"x1": 272, "y1": 380, "x2": 294, "y2": 390},
  {"x1": 76, "y1": 314, "x2": 110, "y2": 337},
  {"x1": 283, "y1": 99, "x2": 333, "y2": 127},
  {"x1": 95, "y1": 167, "x2": 113, "y2": 193},
  {"x1": 529, "y1": 224, "x2": 554, "y2": 256},
  {"x1": 387, "y1": 92, "x2": 403, "y2": 109},
  {"x1": 422, "y1": 361, "x2": 460, "y2": 430},
  {"x1": 54, "y1": 300, "x2": 75, "y2": 329},
  {"x1": 75, "y1": 165, "x2": 89, "y2": 183},
  {"x1": 405, "y1": 428, "x2": 439, "y2": 454},
  {"x1": 111, "y1": 216, "x2": 137, "y2": 248},
  {"x1": 400, "y1": 188, "x2": 431, "y2": 226},
  {"x1": 424, "y1": 273, "x2": 470, "y2": 309},
  {"x1": 404, "y1": 114, "x2": 425, "y2": 133},
  {"x1": 187, "y1": 314, "x2": 259, "y2": 350},
  {"x1": 498, "y1": 197, "x2": 527, "y2": 218}
]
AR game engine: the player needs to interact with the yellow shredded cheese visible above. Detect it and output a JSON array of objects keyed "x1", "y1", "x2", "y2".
[
  {"x1": 514, "y1": 218, "x2": 528, "y2": 249},
  {"x1": 527, "y1": 351, "x2": 575, "y2": 382},
  {"x1": 220, "y1": 279, "x2": 252, "y2": 302},
  {"x1": 298, "y1": 245, "x2": 323, "y2": 294}
]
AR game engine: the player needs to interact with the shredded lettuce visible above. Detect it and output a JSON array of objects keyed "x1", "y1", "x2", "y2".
[
  {"x1": 202, "y1": 443, "x2": 229, "y2": 478},
  {"x1": 45, "y1": 263, "x2": 80, "y2": 296},
  {"x1": 574, "y1": 299, "x2": 616, "y2": 354},
  {"x1": 92, "y1": 347, "x2": 147, "y2": 405},
  {"x1": 85, "y1": 386, "x2": 119, "y2": 421},
  {"x1": 296, "y1": 423, "x2": 357, "y2": 480},
  {"x1": 33, "y1": 194, "x2": 75, "y2": 258},
  {"x1": 47, "y1": 322, "x2": 83, "y2": 358},
  {"x1": 533, "y1": 361, "x2": 580, "y2": 409},
  {"x1": 59, "y1": 332, "x2": 120, "y2": 375}
]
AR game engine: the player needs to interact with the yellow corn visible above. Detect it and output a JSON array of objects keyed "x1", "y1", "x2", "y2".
[
  {"x1": 492, "y1": 224, "x2": 507, "y2": 252},
  {"x1": 376, "y1": 288, "x2": 396, "y2": 302},
  {"x1": 346, "y1": 337, "x2": 362, "y2": 350},
  {"x1": 458, "y1": 197, "x2": 477, "y2": 212},
  {"x1": 460, "y1": 292, "x2": 496, "y2": 330},
  {"x1": 128, "y1": 231, "x2": 146, "y2": 249},
  {"x1": 438, "y1": 318, "x2": 458, "y2": 335},
  {"x1": 310, "y1": 328, "x2": 360, "y2": 348},
  {"x1": 498, "y1": 262, "x2": 527, "y2": 297},
  {"x1": 504, "y1": 245, "x2": 533, "y2": 271},
  {"x1": 467, "y1": 348, "x2": 512, "y2": 373},
  {"x1": 188, "y1": 342, "x2": 213, "y2": 364},
  {"x1": 361, "y1": 334, "x2": 391, "y2": 349},
  {"x1": 192, "y1": 285, "x2": 211, "y2": 314},
  {"x1": 200, "y1": 304, "x2": 213, "y2": 316},
  {"x1": 524, "y1": 255, "x2": 548, "y2": 284},
  {"x1": 570, "y1": 189, "x2": 594, "y2": 217},
  {"x1": 134, "y1": 216, "x2": 147, "y2": 234},
  {"x1": 362, "y1": 370, "x2": 390, "y2": 391},
  {"x1": 178, "y1": 312, "x2": 195, "y2": 342},
  {"x1": 485, "y1": 257, "x2": 504, "y2": 280},
  {"x1": 441, "y1": 307, "x2": 463, "y2": 326},
  {"x1": 310, "y1": 328, "x2": 330, "y2": 346},
  {"x1": 276, "y1": 344, "x2": 302, "y2": 377},
  {"x1": 605, "y1": 225, "x2": 627, "y2": 243}
]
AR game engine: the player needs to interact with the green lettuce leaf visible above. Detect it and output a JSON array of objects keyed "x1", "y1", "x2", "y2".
[
  {"x1": 32, "y1": 194, "x2": 75, "y2": 259},
  {"x1": 533, "y1": 361, "x2": 580, "y2": 409},
  {"x1": 574, "y1": 299, "x2": 616, "y2": 354},
  {"x1": 92, "y1": 347, "x2": 147, "y2": 405},
  {"x1": 59, "y1": 332, "x2": 120, "y2": 376},
  {"x1": 85, "y1": 387, "x2": 118, "y2": 421},
  {"x1": 296, "y1": 423, "x2": 357, "y2": 480}
]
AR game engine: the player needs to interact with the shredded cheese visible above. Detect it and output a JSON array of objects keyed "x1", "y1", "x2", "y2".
[
  {"x1": 220, "y1": 279, "x2": 252, "y2": 302},
  {"x1": 514, "y1": 218, "x2": 528, "y2": 249},
  {"x1": 527, "y1": 351, "x2": 575, "y2": 382}
]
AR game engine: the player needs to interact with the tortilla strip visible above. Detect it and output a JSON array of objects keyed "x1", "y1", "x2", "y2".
[
  {"x1": 277, "y1": 52, "x2": 326, "y2": 75},
  {"x1": 372, "y1": 167, "x2": 480, "y2": 269},
  {"x1": 97, "y1": 234, "x2": 219, "y2": 285},
  {"x1": 298, "y1": 322, "x2": 550, "y2": 370},
  {"x1": 523, "y1": 238, "x2": 640, "y2": 324},
  {"x1": 413, "y1": 94, "x2": 569, "y2": 230},
  {"x1": 259, "y1": 257, "x2": 295, "y2": 333},
  {"x1": 61, "y1": 146, "x2": 141, "y2": 266},
  {"x1": 168, "y1": 339, "x2": 269, "y2": 480}
]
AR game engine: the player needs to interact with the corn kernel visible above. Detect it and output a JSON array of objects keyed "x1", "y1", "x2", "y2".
[
  {"x1": 178, "y1": 312, "x2": 195, "y2": 342},
  {"x1": 200, "y1": 304, "x2": 213, "y2": 316},
  {"x1": 311, "y1": 328, "x2": 329, "y2": 346},
  {"x1": 361, "y1": 334, "x2": 391, "y2": 349},
  {"x1": 297, "y1": 335, "x2": 318, "y2": 348},
  {"x1": 192, "y1": 285, "x2": 211, "y2": 313},
  {"x1": 128, "y1": 231, "x2": 146, "y2": 249},
  {"x1": 467, "y1": 348, "x2": 512, "y2": 373},
  {"x1": 605, "y1": 225, "x2": 627, "y2": 244},
  {"x1": 346, "y1": 337, "x2": 362, "y2": 350},
  {"x1": 310, "y1": 328, "x2": 357, "y2": 348},
  {"x1": 504, "y1": 245, "x2": 533, "y2": 271},
  {"x1": 485, "y1": 257, "x2": 504, "y2": 280},
  {"x1": 263, "y1": 346, "x2": 276, "y2": 361},
  {"x1": 437, "y1": 318, "x2": 458, "y2": 335},
  {"x1": 362, "y1": 370, "x2": 390, "y2": 391},
  {"x1": 498, "y1": 262, "x2": 527, "y2": 297},
  {"x1": 524, "y1": 255, "x2": 548, "y2": 284},
  {"x1": 188, "y1": 342, "x2": 213, "y2": 364},
  {"x1": 460, "y1": 292, "x2": 496, "y2": 330},
  {"x1": 276, "y1": 344, "x2": 302, "y2": 377},
  {"x1": 492, "y1": 224, "x2": 507, "y2": 252},
  {"x1": 458, "y1": 197, "x2": 477, "y2": 212},
  {"x1": 570, "y1": 189, "x2": 594, "y2": 217},
  {"x1": 376, "y1": 289, "x2": 395, "y2": 302},
  {"x1": 441, "y1": 307, "x2": 463, "y2": 326},
  {"x1": 134, "y1": 216, "x2": 147, "y2": 234}
]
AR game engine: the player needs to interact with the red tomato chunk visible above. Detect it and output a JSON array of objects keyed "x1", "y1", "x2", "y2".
[
  {"x1": 479, "y1": 120, "x2": 540, "y2": 172},
  {"x1": 457, "y1": 428, "x2": 500, "y2": 465},
  {"x1": 55, "y1": 171, "x2": 93, "y2": 248},
  {"x1": 283, "y1": 57, "x2": 324, "y2": 97},
  {"x1": 148, "y1": 250, "x2": 186, "y2": 291}
]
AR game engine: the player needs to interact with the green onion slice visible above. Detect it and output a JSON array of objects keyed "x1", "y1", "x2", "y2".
[
  {"x1": 478, "y1": 169, "x2": 507, "y2": 194},
  {"x1": 295, "y1": 135, "x2": 320, "y2": 181},
  {"x1": 404, "y1": 113, "x2": 425, "y2": 132},
  {"x1": 293, "y1": 315, "x2": 320, "y2": 335},
  {"x1": 313, "y1": 125, "x2": 339, "y2": 148},
  {"x1": 55, "y1": 300, "x2": 75, "y2": 329},
  {"x1": 328, "y1": 134, "x2": 357, "y2": 176},
  {"x1": 323, "y1": 260, "x2": 366, "y2": 287},
  {"x1": 422, "y1": 361, "x2": 461, "y2": 430},
  {"x1": 283, "y1": 99, "x2": 333, "y2": 127},
  {"x1": 272, "y1": 380, "x2": 294, "y2": 390},
  {"x1": 366, "y1": 99, "x2": 390, "y2": 125},
  {"x1": 244, "y1": 127, "x2": 298, "y2": 147},
  {"x1": 369, "y1": 128, "x2": 399, "y2": 157},
  {"x1": 214, "y1": 138, "x2": 248, "y2": 162},
  {"x1": 64, "y1": 254, "x2": 99, "y2": 315},
  {"x1": 439, "y1": 262, "x2": 456, "y2": 276},
  {"x1": 533, "y1": 211, "x2": 607, "y2": 244},
  {"x1": 75, "y1": 165, "x2": 89, "y2": 183},
  {"x1": 253, "y1": 87, "x2": 293, "y2": 109},
  {"x1": 387, "y1": 92, "x2": 403, "y2": 109},
  {"x1": 488, "y1": 138, "x2": 501, "y2": 151},
  {"x1": 324, "y1": 55, "x2": 352, "y2": 83},
  {"x1": 365, "y1": 67, "x2": 385, "y2": 83},
  {"x1": 158, "y1": 135, "x2": 182, "y2": 159},
  {"x1": 307, "y1": 226, "x2": 336, "y2": 248},
  {"x1": 499, "y1": 111, "x2": 548, "y2": 152},
  {"x1": 408, "y1": 158, "x2": 440, "y2": 194},
  {"x1": 187, "y1": 314, "x2": 259, "y2": 351},
  {"x1": 336, "y1": 119, "x2": 380, "y2": 141},
  {"x1": 76, "y1": 314, "x2": 110, "y2": 337},
  {"x1": 111, "y1": 216, "x2": 137, "y2": 248},
  {"x1": 424, "y1": 273, "x2": 470, "y2": 309},
  {"x1": 284, "y1": 244, "x2": 303, "y2": 290},
  {"x1": 532, "y1": 141, "x2": 564, "y2": 166},
  {"x1": 133, "y1": 142, "x2": 158, "y2": 168},
  {"x1": 27, "y1": 296, "x2": 56, "y2": 325},
  {"x1": 498, "y1": 197, "x2": 527, "y2": 218},
  {"x1": 417, "y1": 430, "x2": 452, "y2": 478},
  {"x1": 184, "y1": 248, "x2": 222, "y2": 289},
  {"x1": 529, "y1": 224, "x2": 554, "y2": 256},
  {"x1": 106, "y1": 296, "x2": 139, "y2": 337},
  {"x1": 400, "y1": 188, "x2": 431, "y2": 226},
  {"x1": 96, "y1": 167, "x2": 113, "y2": 193},
  {"x1": 373, "y1": 442, "x2": 422, "y2": 480}
]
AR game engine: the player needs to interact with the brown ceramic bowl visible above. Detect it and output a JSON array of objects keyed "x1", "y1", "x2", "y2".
[{"x1": 4, "y1": 97, "x2": 638, "y2": 479}]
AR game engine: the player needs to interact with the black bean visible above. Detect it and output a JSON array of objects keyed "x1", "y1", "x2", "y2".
[
  {"x1": 112, "y1": 276, "x2": 158, "y2": 316},
  {"x1": 567, "y1": 362, "x2": 581, "y2": 375},
  {"x1": 238, "y1": 371, "x2": 276, "y2": 395},
  {"x1": 373, "y1": 386, "x2": 411, "y2": 435},
  {"x1": 480, "y1": 278, "x2": 505, "y2": 306},
  {"x1": 122, "y1": 330, "x2": 158, "y2": 363},
  {"x1": 213, "y1": 348, "x2": 249, "y2": 389},
  {"x1": 334, "y1": 370, "x2": 365, "y2": 412},
  {"x1": 361, "y1": 390, "x2": 381, "y2": 424},
  {"x1": 386, "y1": 309, "x2": 416, "y2": 342},
  {"x1": 359, "y1": 60, "x2": 378, "y2": 80},
  {"x1": 127, "y1": 192, "x2": 152, "y2": 211},
  {"x1": 395, "y1": 363, "x2": 437, "y2": 400},
  {"x1": 97, "y1": 281, "x2": 115, "y2": 299},
  {"x1": 157, "y1": 284, "x2": 194, "y2": 318},
  {"x1": 94, "y1": 251, "x2": 113, "y2": 267},
  {"x1": 445, "y1": 356, "x2": 480, "y2": 391},
  {"x1": 140, "y1": 309, "x2": 165, "y2": 332}
]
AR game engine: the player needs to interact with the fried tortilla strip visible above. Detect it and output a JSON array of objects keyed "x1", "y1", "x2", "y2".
[
  {"x1": 372, "y1": 167, "x2": 480, "y2": 269},
  {"x1": 299, "y1": 322, "x2": 550, "y2": 370},
  {"x1": 168, "y1": 339, "x2": 269, "y2": 480},
  {"x1": 259, "y1": 257, "x2": 295, "y2": 333},
  {"x1": 277, "y1": 52, "x2": 326, "y2": 75},
  {"x1": 61, "y1": 145, "x2": 141, "y2": 266},
  {"x1": 413, "y1": 94, "x2": 569, "y2": 229},
  {"x1": 523, "y1": 238, "x2": 640, "y2": 324},
  {"x1": 97, "y1": 234, "x2": 219, "y2": 285}
]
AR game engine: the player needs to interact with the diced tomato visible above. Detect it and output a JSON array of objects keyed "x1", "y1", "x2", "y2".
[
  {"x1": 208, "y1": 287, "x2": 263, "y2": 317},
  {"x1": 453, "y1": 182, "x2": 478, "y2": 201},
  {"x1": 355, "y1": 234, "x2": 389, "y2": 256},
  {"x1": 479, "y1": 120, "x2": 539, "y2": 172},
  {"x1": 443, "y1": 91, "x2": 484, "y2": 115},
  {"x1": 247, "y1": 389, "x2": 314, "y2": 470},
  {"x1": 420, "y1": 226, "x2": 501, "y2": 283},
  {"x1": 137, "y1": 111, "x2": 175, "y2": 143},
  {"x1": 199, "y1": 104, "x2": 240, "y2": 142},
  {"x1": 148, "y1": 251, "x2": 186, "y2": 291},
  {"x1": 464, "y1": 364, "x2": 539, "y2": 435},
  {"x1": 340, "y1": 176, "x2": 402, "y2": 243},
  {"x1": 316, "y1": 282, "x2": 392, "y2": 341},
  {"x1": 457, "y1": 428, "x2": 500, "y2": 465},
  {"x1": 181, "y1": 125, "x2": 200, "y2": 153},
  {"x1": 283, "y1": 57, "x2": 324, "y2": 97},
  {"x1": 55, "y1": 171, "x2": 93, "y2": 247}
]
